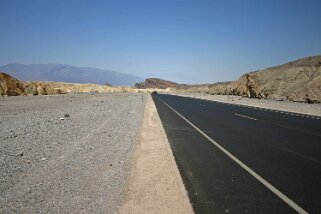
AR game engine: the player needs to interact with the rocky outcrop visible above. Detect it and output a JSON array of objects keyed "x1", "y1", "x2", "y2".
[
  {"x1": 206, "y1": 81, "x2": 232, "y2": 95},
  {"x1": 0, "y1": 73, "x2": 66, "y2": 96},
  {"x1": 136, "y1": 56, "x2": 321, "y2": 103},
  {"x1": 0, "y1": 72, "x2": 160, "y2": 96},
  {"x1": 135, "y1": 78, "x2": 190, "y2": 89},
  {"x1": 185, "y1": 56, "x2": 321, "y2": 103},
  {"x1": 0, "y1": 73, "x2": 26, "y2": 96}
]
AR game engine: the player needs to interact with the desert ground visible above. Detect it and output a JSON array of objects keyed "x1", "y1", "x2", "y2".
[{"x1": 0, "y1": 93, "x2": 145, "y2": 213}]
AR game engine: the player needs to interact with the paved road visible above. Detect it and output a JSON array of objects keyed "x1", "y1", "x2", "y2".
[{"x1": 152, "y1": 94, "x2": 321, "y2": 214}]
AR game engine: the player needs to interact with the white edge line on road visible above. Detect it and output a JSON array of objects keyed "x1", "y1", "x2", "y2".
[
  {"x1": 157, "y1": 97, "x2": 308, "y2": 214},
  {"x1": 177, "y1": 95, "x2": 321, "y2": 120}
]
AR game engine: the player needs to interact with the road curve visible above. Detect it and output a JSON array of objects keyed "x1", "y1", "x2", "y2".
[{"x1": 153, "y1": 94, "x2": 321, "y2": 214}]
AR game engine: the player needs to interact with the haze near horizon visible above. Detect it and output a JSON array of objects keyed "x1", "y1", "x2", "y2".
[{"x1": 1, "y1": 0, "x2": 321, "y2": 84}]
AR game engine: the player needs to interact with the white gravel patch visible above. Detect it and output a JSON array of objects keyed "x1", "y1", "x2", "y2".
[{"x1": 0, "y1": 93, "x2": 146, "y2": 213}]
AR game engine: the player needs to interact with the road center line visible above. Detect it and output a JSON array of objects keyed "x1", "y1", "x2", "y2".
[
  {"x1": 157, "y1": 96, "x2": 308, "y2": 214},
  {"x1": 234, "y1": 113, "x2": 257, "y2": 121}
]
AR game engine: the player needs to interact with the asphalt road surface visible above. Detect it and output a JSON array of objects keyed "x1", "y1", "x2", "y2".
[{"x1": 152, "y1": 94, "x2": 321, "y2": 214}]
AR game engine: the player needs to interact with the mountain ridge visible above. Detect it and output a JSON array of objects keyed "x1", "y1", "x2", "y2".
[{"x1": 0, "y1": 63, "x2": 143, "y2": 86}]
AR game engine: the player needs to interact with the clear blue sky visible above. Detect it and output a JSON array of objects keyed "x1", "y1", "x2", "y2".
[{"x1": 1, "y1": 0, "x2": 321, "y2": 84}]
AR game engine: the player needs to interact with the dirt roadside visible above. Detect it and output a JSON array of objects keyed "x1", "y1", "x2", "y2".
[
  {"x1": 0, "y1": 93, "x2": 145, "y2": 213},
  {"x1": 119, "y1": 94, "x2": 193, "y2": 214}
]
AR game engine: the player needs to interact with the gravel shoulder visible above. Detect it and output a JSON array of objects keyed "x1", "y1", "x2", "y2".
[
  {"x1": 0, "y1": 93, "x2": 145, "y2": 213},
  {"x1": 173, "y1": 93, "x2": 321, "y2": 117},
  {"x1": 119, "y1": 94, "x2": 193, "y2": 214}
]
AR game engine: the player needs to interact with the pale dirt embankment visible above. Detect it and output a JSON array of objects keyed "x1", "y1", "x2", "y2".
[
  {"x1": 173, "y1": 93, "x2": 321, "y2": 117},
  {"x1": 119, "y1": 94, "x2": 193, "y2": 214}
]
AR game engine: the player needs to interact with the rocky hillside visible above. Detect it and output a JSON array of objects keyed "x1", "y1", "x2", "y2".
[
  {"x1": 135, "y1": 78, "x2": 190, "y2": 89},
  {"x1": 0, "y1": 73, "x2": 26, "y2": 96},
  {"x1": 0, "y1": 72, "x2": 153, "y2": 96},
  {"x1": 226, "y1": 56, "x2": 320, "y2": 103},
  {"x1": 173, "y1": 56, "x2": 321, "y2": 103},
  {"x1": 0, "y1": 72, "x2": 69, "y2": 96}
]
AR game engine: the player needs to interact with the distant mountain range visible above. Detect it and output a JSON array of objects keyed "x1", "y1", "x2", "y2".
[{"x1": 0, "y1": 63, "x2": 143, "y2": 86}]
